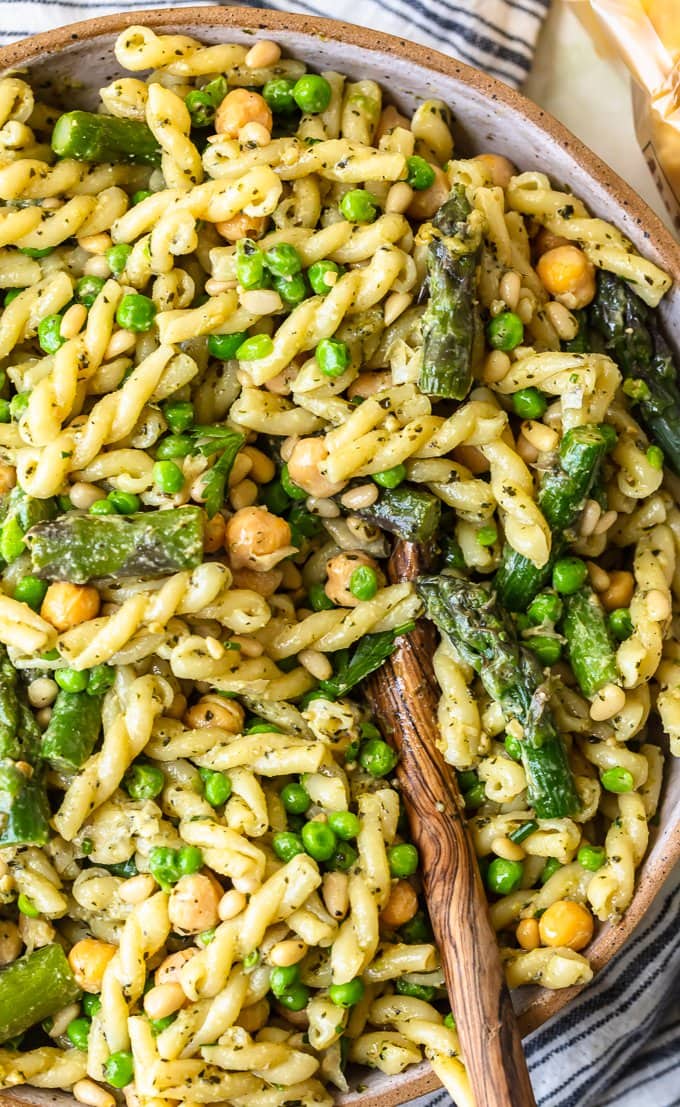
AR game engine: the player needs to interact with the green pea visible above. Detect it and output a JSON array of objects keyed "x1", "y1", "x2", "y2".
[
  {"x1": 38, "y1": 314, "x2": 65, "y2": 355},
  {"x1": 17, "y1": 893, "x2": 39, "y2": 917},
  {"x1": 646, "y1": 445, "x2": 664, "y2": 470},
  {"x1": 148, "y1": 846, "x2": 180, "y2": 889},
  {"x1": 236, "y1": 334, "x2": 274, "y2": 360},
  {"x1": 359, "y1": 738, "x2": 398, "y2": 778},
  {"x1": 10, "y1": 392, "x2": 29, "y2": 421},
  {"x1": 511, "y1": 387, "x2": 547, "y2": 420},
  {"x1": 13, "y1": 576, "x2": 48, "y2": 611},
  {"x1": 276, "y1": 983, "x2": 310, "y2": 1011},
  {"x1": 185, "y1": 79, "x2": 226, "y2": 128},
  {"x1": 243, "y1": 950, "x2": 260, "y2": 970},
  {"x1": 270, "y1": 964, "x2": 300, "y2": 996},
  {"x1": 272, "y1": 831, "x2": 306, "y2": 862},
  {"x1": 246, "y1": 719, "x2": 283, "y2": 734},
  {"x1": 601, "y1": 766, "x2": 634, "y2": 794},
  {"x1": 82, "y1": 994, "x2": 102, "y2": 1017},
  {"x1": 105, "y1": 243, "x2": 131, "y2": 276},
  {"x1": 504, "y1": 735, "x2": 523, "y2": 761},
  {"x1": 444, "y1": 1013, "x2": 456, "y2": 1029},
  {"x1": 107, "y1": 490, "x2": 141, "y2": 515},
  {"x1": 80, "y1": 839, "x2": 93, "y2": 856},
  {"x1": 528, "y1": 592, "x2": 563, "y2": 626},
  {"x1": 263, "y1": 77, "x2": 297, "y2": 114},
  {"x1": 131, "y1": 190, "x2": 151, "y2": 205},
  {"x1": 155, "y1": 434, "x2": 194, "y2": 460},
  {"x1": 399, "y1": 911, "x2": 432, "y2": 944},
  {"x1": 0, "y1": 517, "x2": 25, "y2": 564},
  {"x1": 292, "y1": 74, "x2": 332, "y2": 113},
  {"x1": 264, "y1": 243, "x2": 302, "y2": 277},
  {"x1": 552, "y1": 556, "x2": 587, "y2": 595},
  {"x1": 349, "y1": 565, "x2": 379, "y2": 602},
  {"x1": 540, "y1": 857, "x2": 562, "y2": 884},
  {"x1": 329, "y1": 978, "x2": 365, "y2": 1007},
  {"x1": 315, "y1": 336, "x2": 350, "y2": 378},
  {"x1": 387, "y1": 842, "x2": 419, "y2": 878},
  {"x1": 280, "y1": 782, "x2": 310, "y2": 814},
  {"x1": 525, "y1": 635, "x2": 562, "y2": 665},
  {"x1": 153, "y1": 459, "x2": 184, "y2": 493},
  {"x1": 339, "y1": 188, "x2": 380, "y2": 224},
  {"x1": 406, "y1": 155, "x2": 436, "y2": 191},
  {"x1": 104, "y1": 1050, "x2": 134, "y2": 1089},
  {"x1": 301, "y1": 820, "x2": 337, "y2": 861},
  {"x1": 476, "y1": 524, "x2": 497, "y2": 547},
  {"x1": 87, "y1": 665, "x2": 115, "y2": 695},
  {"x1": 123, "y1": 762, "x2": 165, "y2": 801},
  {"x1": 395, "y1": 979, "x2": 437, "y2": 1001},
  {"x1": 116, "y1": 293, "x2": 156, "y2": 333},
  {"x1": 163, "y1": 401, "x2": 194, "y2": 434},
  {"x1": 177, "y1": 845, "x2": 203, "y2": 875},
  {"x1": 203, "y1": 770, "x2": 232, "y2": 807},
  {"x1": 76, "y1": 275, "x2": 106, "y2": 307},
  {"x1": 236, "y1": 239, "x2": 267, "y2": 289},
  {"x1": 308, "y1": 260, "x2": 342, "y2": 295},
  {"x1": 608, "y1": 607, "x2": 633, "y2": 641},
  {"x1": 360, "y1": 722, "x2": 381, "y2": 740},
  {"x1": 327, "y1": 842, "x2": 359, "y2": 871},
  {"x1": 577, "y1": 844, "x2": 606, "y2": 871},
  {"x1": 487, "y1": 311, "x2": 524, "y2": 351},
  {"x1": 273, "y1": 272, "x2": 307, "y2": 306},
  {"x1": 508, "y1": 820, "x2": 538, "y2": 845},
  {"x1": 89, "y1": 498, "x2": 116, "y2": 515},
  {"x1": 308, "y1": 582, "x2": 334, "y2": 611},
  {"x1": 208, "y1": 330, "x2": 248, "y2": 359},
  {"x1": 66, "y1": 1017, "x2": 91, "y2": 1051},
  {"x1": 327, "y1": 811, "x2": 360, "y2": 840},
  {"x1": 486, "y1": 857, "x2": 524, "y2": 895},
  {"x1": 0, "y1": 400, "x2": 10, "y2": 424},
  {"x1": 4, "y1": 288, "x2": 22, "y2": 305},
  {"x1": 150, "y1": 1014, "x2": 176, "y2": 1034},
  {"x1": 58, "y1": 494, "x2": 72, "y2": 512},
  {"x1": 19, "y1": 246, "x2": 53, "y2": 258},
  {"x1": 55, "y1": 668, "x2": 89, "y2": 693},
  {"x1": 373, "y1": 464, "x2": 406, "y2": 489},
  {"x1": 457, "y1": 770, "x2": 477, "y2": 793}
]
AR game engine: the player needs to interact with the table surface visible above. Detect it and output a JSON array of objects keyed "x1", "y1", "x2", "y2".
[{"x1": 525, "y1": 0, "x2": 672, "y2": 229}]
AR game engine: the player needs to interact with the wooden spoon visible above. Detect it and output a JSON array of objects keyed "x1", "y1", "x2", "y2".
[{"x1": 365, "y1": 540, "x2": 536, "y2": 1107}]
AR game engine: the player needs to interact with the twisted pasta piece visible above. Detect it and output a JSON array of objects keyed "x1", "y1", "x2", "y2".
[
  {"x1": 0, "y1": 593, "x2": 56, "y2": 653},
  {"x1": 481, "y1": 439, "x2": 551, "y2": 566},
  {"x1": 587, "y1": 793, "x2": 649, "y2": 920},
  {"x1": 487, "y1": 349, "x2": 621, "y2": 431},
  {"x1": 0, "y1": 1047, "x2": 87, "y2": 1089},
  {"x1": 13, "y1": 189, "x2": 128, "y2": 253},
  {"x1": 502, "y1": 947, "x2": 592, "y2": 989},
  {"x1": 146, "y1": 83, "x2": 202, "y2": 191},
  {"x1": 0, "y1": 159, "x2": 140, "y2": 200},
  {"x1": 617, "y1": 523, "x2": 675, "y2": 688},
  {"x1": 0, "y1": 272, "x2": 73, "y2": 358},
  {"x1": 204, "y1": 136, "x2": 404, "y2": 186},
  {"x1": 656, "y1": 640, "x2": 680, "y2": 755},
  {"x1": 432, "y1": 637, "x2": 485, "y2": 769}
]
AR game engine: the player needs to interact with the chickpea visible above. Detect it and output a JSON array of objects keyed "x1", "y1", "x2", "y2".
[
  {"x1": 231, "y1": 565, "x2": 283, "y2": 597},
  {"x1": 407, "y1": 166, "x2": 450, "y2": 221},
  {"x1": 143, "y1": 981, "x2": 186, "y2": 1020},
  {"x1": 0, "y1": 462, "x2": 17, "y2": 493},
  {"x1": 286, "y1": 437, "x2": 346, "y2": 499},
  {"x1": 41, "y1": 581, "x2": 100, "y2": 631},
  {"x1": 516, "y1": 917, "x2": 541, "y2": 951},
  {"x1": 225, "y1": 506, "x2": 293, "y2": 571},
  {"x1": 600, "y1": 570, "x2": 635, "y2": 612},
  {"x1": 215, "y1": 212, "x2": 268, "y2": 243},
  {"x1": 534, "y1": 227, "x2": 570, "y2": 258},
  {"x1": 0, "y1": 920, "x2": 21, "y2": 966},
  {"x1": 375, "y1": 104, "x2": 411, "y2": 141},
  {"x1": 155, "y1": 948, "x2": 198, "y2": 986},
  {"x1": 325, "y1": 551, "x2": 384, "y2": 608},
  {"x1": 473, "y1": 153, "x2": 516, "y2": 189},
  {"x1": 168, "y1": 873, "x2": 222, "y2": 934},
  {"x1": 204, "y1": 512, "x2": 227, "y2": 553},
  {"x1": 215, "y1": 89, "x2": 272, "y2": 138},
  {"x1": 68, "y1": 938, "x2": 117, "y2": 992},
  {"x1": 184, "y1": 693, "x2": 244, "y2": 733},
  {"x1": 347, "y1": 371, "x2": 391, "y2": 401},
  {"x1": 538, "y1": 900, "x2": 594, "y2": 951},
  {"x1": 380, "y1": 880, "x2": 418, "y2": 929},
  {"x1": 536, "y1": 245, "x2": 596, "y2": 310}
]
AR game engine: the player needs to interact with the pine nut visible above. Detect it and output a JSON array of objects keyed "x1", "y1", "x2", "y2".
[
  {"x1": 600, "y1": 571, "x2": 635, "y2": 612},
  {"x1": 245, "y1": 39, "x2": 281, "y2": 68},
  {"x1": 491, "y1": 835, "x2": 525, "y2": 862},
  {"x1": 229, "y1": 478, "x2": 259, "y2": 511},
  {"x1": 205, "y1": 278, "x2": 235, "y2": 295},
  {"x1": 516, "y1": 433, "x2": 539, "y2": 464},
  {"x1": 579, "y1": 499, "x2": 602, "y2": 537},
  {"x1": 280, "y1": 435, "x2": 299, "y2": 463},
  {"x1": 323, "y1": 269, "x2": 338, "y2": 288},
  {"x1": 48, "y1": 1003, "x2": 80, "y2": 1038},
  {"x1": 322, "y1": 871, "x2": 349, "y2": 919},
  {"x1": 218, "y1": 889, "x2": 247, "y2": 921},
  {"x1": 384, "y1": 291, "x2": 412, "y2": 326},
  {"x1": 143, "y1": 982, "x2": 185, "y2": 1020},
  {"x1": 239, "y1": 121, "x2": 271, "y2": 147},
  {"x1": 73, "y1": 1081, "x2": 116, "y2": 1107},
  {"x1": 545, "y1": 300, "x2": 579, "y2": 341},
  {"x1": 385, "y1": 181, "x2": 414, "y2": 214},
  {"x1": 60, "y1": 303, "x2": 88, "y2": 340},
  {"x1": 589, "y1": 682, "x2": 626, "y2": 721},
  {"x1": 104, "y1": 330, "x2": 136, "y2": 360},
  {"x1": 242, "y1": 446, "x2": 275, "y2": 484},
  {"x1": 647, "y1": 588, "x2": 670, "y2": 621},
  {"x1": 306, "y1": 496, "x2": 340, "y2": 518},
  {"x1": 228, "y1": 634, "x2": 264, "y2": 658},
  {"x1": 298, "y1": 648, "x2": 333, "y2": 681},
  {"x1": 340, "y1": 483, "x2": 379, "y2": 510},
  {"x1": 483, "y1": 349, "x2": 511, "y2": 383},
  {"x1": 516, "y1": 291, "x2": 535, "y2": 324},
  {"x1": 228, "y1": 452, "x2": 254, "y2": 487},
  {"x1": 83, "y1": 254, "x2": 111, "y2": 279},
  {"x1": 204, "y1": 636, "x2": 225, "y2": 660},
  {"x1": 119, "y1": 873, "x2": 156, "y2": 904},
  {"x1": 28, "y1": 677, "x2": 58, "y2": 709},
  {"x1": 593, "y1": 509, "x2": 618, "y2": 535},
  {"x1": 78, "y1": 233, "x2": 112, "y2": 255},
  {"x1": 232, "y1": 874, "x2": 261, "y2": 895},
  {"x1": 499, "y1": 270, "x2": 521, "y2": 312},
  {"x1": 36, "y1": 707, "x2": 52, "y2": 728},
  {"x1": 269, "y1": 939, "x2": 307, "y2": 967},
  {"x1": 280, "y1": 561, "x2": 302, "y2": 590},
  {"x1": 239, "y1": 289, "x2": 282, "y2": 313},
  {"x1": 521, "y1": 420, "x2": 559, "y2": 452},
  {"x1": 69, "y1": 481, "x2": 104, "y2": 509},
  {"x1": 506, "y1": 719, "x2": 524, "y2": 740},
  {"x1": 587, "y1": 561, "x2": 610, "y2": 593}
]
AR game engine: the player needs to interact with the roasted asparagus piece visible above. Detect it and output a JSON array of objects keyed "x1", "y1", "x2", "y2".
[
  {"x1": 0, "y1": 944, "x2": 81, "y2": 1044},
  {"x1": 52, "y1": 110, "x2": 161, "y2": 166},
  {"x1": 417, "y1": 575, "x2": 580, "y2": 818},
  {"x1": 40, "y1": 690, "x2": 103, "y2": 771},
  {"x1": 562, "y1": 587, "x2": 618, "y2": 699},
  {"x1": 0, "y1": 646, "x2": 50, "y2": 847},
  {"x1": 356, "y1": 484, "x2": 442, "y2": 543},
  {"x1": 420, "y1": 185, "x2": 483, "y2": 400}
]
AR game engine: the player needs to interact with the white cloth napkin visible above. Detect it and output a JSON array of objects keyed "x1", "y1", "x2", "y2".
[{"x1": 0, "y1": 2, "x2": 678, "y2": 1103}]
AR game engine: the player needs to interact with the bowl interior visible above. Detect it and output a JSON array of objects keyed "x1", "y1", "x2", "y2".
[{"x1": 1, "y1": 9, "x2": 680, "y2": 1106}]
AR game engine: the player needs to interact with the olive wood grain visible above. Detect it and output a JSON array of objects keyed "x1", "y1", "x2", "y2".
[{"x1": 366, "y1": 541, "x2": 536, "y2": 1107}]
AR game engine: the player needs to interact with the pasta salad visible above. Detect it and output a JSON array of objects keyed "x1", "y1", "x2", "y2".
[{"x1": 0, "y1": 24, "x2": 679, "y2": 1107}]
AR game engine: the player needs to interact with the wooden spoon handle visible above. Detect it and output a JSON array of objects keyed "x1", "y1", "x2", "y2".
[{"x1": 366, "y1": 542, "x2": 536, "y2": 1107}]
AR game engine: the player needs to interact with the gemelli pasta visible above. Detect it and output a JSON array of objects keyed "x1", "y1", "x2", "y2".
[{"x1": 0, "y1": 25, "x2": 679, "y2": 1107}]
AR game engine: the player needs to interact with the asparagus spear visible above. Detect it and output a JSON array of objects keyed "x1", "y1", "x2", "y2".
[
  {"x1": 562, "y1": 587, "x2": 618, "y2": 699},
  {"x1": 355, "y1": 484, "x2": 442, "y2": 543},
  {"x1": 0, "y1": 487, "x2": 57, "y2": 567},
  {"x1": 495, "y1": 423, "x2": 614, "y2": 611},
  {"x1": 26, "y1": 506, "x2": 204, "y2": 583},
  {"x1": 417, "y1": 575, "x2": 579, "y2": 818},
  {"x1": 0, "y1": 944, "x2": 81, "y2": 1044},
  {"x1": 0, "y1": 646, "x2": 49, "y2": 848},
  {"x1": 419, "y1": 184, "x2": 483, "y2": 400},
  {"x1": 52, "y1": 111, "x2": 161, "y2": 166},
  {"x1": 41, "y1": 691, "x2": 103, "y2": 771},
  {"x1": 318, "y1": 623, "x2": 415, "y2": 699},
  {"x1": 589, "y1": 271, "x2": 680, "y2": 473}
]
